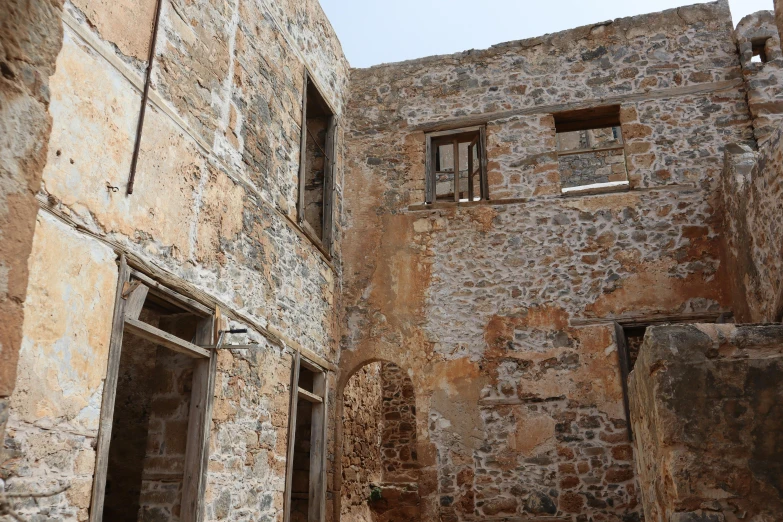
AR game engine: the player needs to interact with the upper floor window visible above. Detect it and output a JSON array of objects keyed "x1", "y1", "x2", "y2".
[
  {"x1": 425, "y1": 126, "x2": 488, "y2": 203},
  {"x1": 554, "y1": 106, "x2": 629, "y2": 194},
  {"x1": 298, "y1": 70, "x2": 336, "y2": 253}
]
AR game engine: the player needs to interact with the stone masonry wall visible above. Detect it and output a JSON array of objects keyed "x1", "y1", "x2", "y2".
[
  {"x1": 341, "y1": 2, "x2": 751, "y2": 520},
  {"x1": 721, "y1": 131, "x2": 783, "y2": 323},
  {"x1": 380, "y1": 363, "x2": 418, "y2": 483},
  {"x1": 0, "y1": 0, "x2": 64, "y2": 451},
  {"x1": 558, "y1": 148, "x2": 628, "y2": 189},
  {"x1": 736, "y1": 11, "x2": 783, "y2": 147},
  {"x1": 3, "y1": 0, "x2": 348, "y2": 519},
  {"x1": 341, "y1": 363, "x2": 383, "y2": 522},
  {"x1": 629, "y1": 324, "x2": 783, "y2": 522}
]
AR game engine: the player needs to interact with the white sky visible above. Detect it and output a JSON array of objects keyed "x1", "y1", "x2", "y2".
[{"x1": 319, "y1": 0, "x2": 773, "y2": 68}]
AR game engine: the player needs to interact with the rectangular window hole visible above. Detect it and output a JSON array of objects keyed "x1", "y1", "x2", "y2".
[{"x1": 554, "y1": 106, "x2": 629, "y2": 193}]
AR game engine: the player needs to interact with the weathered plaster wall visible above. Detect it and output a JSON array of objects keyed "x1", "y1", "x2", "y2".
[
  {"x1": 721, "y1": 133, "x2": 783, "y2": 323},
  {"x1": 4, "y1": 0, "x2": 348, "y2": 519},
  {"x1": 0, "y1": 0, "x2": 64, "y2": 448},
  {"x1": 629, "y1": 324, "x2": 783, "y2": 522},
  {"x1": 736, "y1": 11, "x2": 783, "y2": 147},
  {"x1": 2, "y1": 213, "x2": 117, "y2": 520},
  {"x1": 341, "y1": 2, "x2": 751, "y2": 521}
]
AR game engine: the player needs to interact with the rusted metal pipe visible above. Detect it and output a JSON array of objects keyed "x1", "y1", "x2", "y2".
[{"x1": 127, "y1": 0, "x2": 164, "y2": 195}]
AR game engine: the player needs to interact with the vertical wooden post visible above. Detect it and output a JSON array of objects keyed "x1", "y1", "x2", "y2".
[
  {"x1": 479, "y1": 126, "x2": 489, "y2": 200},
  {"x1": 283, "y1": 351, "x2": 301, "y2": 522},
  {"x1": 613, "y1": 322, "x2": 633, "y2": 441},
  {"x1": 452, "y1": 139, "x2": 460, "y2": 202},
  {"x1": 297, "y1": 69, "x2": 309, "y2": 224},
  {"x1": 89, "y1": 255, "x2": 131, "y2": 522},
  {"x1": 181, "y1": 314, "x2": 217, "y2": 521},
  {"x1": 467, "y1": 141, "x2": 475, "y2": 201},
  {"x1": 322, "y1": 116, "x2": 337, "y2": 253},
  {"x1": 309, "y1": 370, "x2": 327, "y2": 522},
  {"x1": 425, "y1": 136, "x2": 434, "y2": 204}
]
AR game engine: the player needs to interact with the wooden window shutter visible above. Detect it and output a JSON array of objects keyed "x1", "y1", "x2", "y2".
[
  {"x1": 297, "y1": 69, "x2": 309, "y2": 224},
  {"x1": 322, "y1": 116, "x2": 337, "y2": 253}
]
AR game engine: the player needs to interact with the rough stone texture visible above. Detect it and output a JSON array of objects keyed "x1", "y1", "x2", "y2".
[
  {"x1": 558, "y1": 148, "x2": 628, "y2": 189},
  {"x1": 341, "y1": 363, "x2": 383, "y2": 522},
  {"x1": 721, "y1": 135, "x2": 783, "y2": 323},
  {"x1": 380, "y1": 363, "x2": 418, "y2": 483},
  {"x1": 736, "y1": 11, "x2": 783, "y2": 147},
  {"x1": 629, "y1": 324, "x2": 783, "y2": 522},
  {"x1": 340, "y1": 363, "x2": 421, "y2": 522},
  {"x1": 4, "y1": 0, "x2": 348, "y2": 519},
  {"x1": 0, "y1": 0, "x2": 64, "y2": 443},
  {"x1": 340, "y1": 3, "x2": 750, "y2": 520}
]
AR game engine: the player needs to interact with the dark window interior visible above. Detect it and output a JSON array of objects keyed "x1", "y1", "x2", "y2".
[
  {"x1": 301, "y1": 78, "x2": 334, "y2": 244},
  {"x1": 103, "y1": 297, "x2": 200, "y2": 522}
]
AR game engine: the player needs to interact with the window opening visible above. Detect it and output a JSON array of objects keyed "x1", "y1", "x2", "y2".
[
  {"x1": 555, "y1": 105, "x2": 629, "y2": 193},
  {"x1": 298, "y1": 71, "x2": 336, "y2": 252},
  {"x1": 285, "y1": 356, "x2": 327, "y2": 522},
  {"x1": 425, "y1": 127, "x2": 488, "y2": 203},
  {"x1": 751, "y1": 37, "x2": 771, "y2": 64}
]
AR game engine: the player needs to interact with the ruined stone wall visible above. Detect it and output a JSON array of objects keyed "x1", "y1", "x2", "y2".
[
  {"x1": 558, "y1": 148, "x2": 628, "y2": 189},
  {"x1": 0, "y1": 0, "x2": 64, "y2": 448},
  {"x1": 721, "y1": 133, "x2": 783, "y2": 323},
  {"x1": 3, "y1": 0, "x2": 348, "y2": 519},
  {"x1": 629, "y1": 324, "x2": 783, "y2": 522},
  {"x1": 341, "y1": 363, "x2": 383, "y2": 522},
  {"x1": 341, "y1": 2, "x2": 752, "y2": 520},
  {"x1": 736, "y1": 11, "x2": 783, "y2": 147},
  {"x1": 380, "y1": 363, "x2": 418, "y2": 483}
]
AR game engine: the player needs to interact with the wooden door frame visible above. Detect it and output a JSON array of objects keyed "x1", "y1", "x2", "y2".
[{"x1": 89, "y1": 256, "x2": 217, "y2": 522}]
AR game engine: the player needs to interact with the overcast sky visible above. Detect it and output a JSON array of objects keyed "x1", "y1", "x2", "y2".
[{"x1": 319, "y1": 0, "x2": 773, "y2": 68}]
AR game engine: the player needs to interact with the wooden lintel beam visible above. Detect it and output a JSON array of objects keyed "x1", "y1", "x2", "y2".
[
  {"x1": 413, "y1": 79, "x2": 742, "y2": 132},
  {"x1": 124, "y1": 317, "x2": 211, "y2": 358},
  {"x1": 297, "y1": 387, "x2": 324, "y2": 403}
]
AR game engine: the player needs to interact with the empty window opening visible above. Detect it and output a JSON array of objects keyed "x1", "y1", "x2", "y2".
[
  {"x1": 285, "y1": 358, "x2": 327, "y2": 522},
  {"x1": 751, "y1": 37, "x2": 771, "y2": 64},
  {"x1": 425, "y1": 127, "x2": 488, "y2": 203},
  {"x1": 298, "y1": 72, "x2": 336, "y2": 251},
  {"x1": 101, "y1": 275, "x2": 214, "y2": 522},
  {"x1": 555, "y1": 105, "x2": 629, "y2": 193}
]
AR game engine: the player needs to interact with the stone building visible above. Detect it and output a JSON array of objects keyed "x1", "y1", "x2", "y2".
[{"x1": 0, "y1": 0, "x2": 781, "y2": 521}]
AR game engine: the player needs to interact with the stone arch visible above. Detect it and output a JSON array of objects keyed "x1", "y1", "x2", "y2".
[{"x1": 334, "y1": 358, "x2": 422, "y2": 522}]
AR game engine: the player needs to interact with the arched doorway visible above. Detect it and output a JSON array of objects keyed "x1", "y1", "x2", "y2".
[{"x1": 338, "y1": 361, "x2": 420, "y2": 522}]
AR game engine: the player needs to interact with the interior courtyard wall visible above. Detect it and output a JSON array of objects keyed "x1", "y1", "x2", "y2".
[
  {"x1": 2, "y1": 0, "x2": 349, "y2": 520},
  {"x1": 341, "y1": 1, "x2": 753, "y2": 520}
]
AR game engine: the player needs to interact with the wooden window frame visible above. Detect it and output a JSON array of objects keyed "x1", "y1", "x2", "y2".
[
  {"x1": 297, "y1": 68, "x2": 337, "y2": 256},
  {"x1": 425, "y1": 126, "x2": 488, "y2": 204},
  {"x1": 89, "y1": 256, "x2": 218, "y2": 522},
  {"x1": 283, "y1": 353, "x2": 329, "y2": 522}
]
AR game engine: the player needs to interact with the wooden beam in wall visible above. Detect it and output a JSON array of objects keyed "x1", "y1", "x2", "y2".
[
  {"x1": 181, "y1": 316, "x2": 218, "y2": 521},
  {"x1": 124, "y1": 318, "x2": 211, "y2": 358},
  {"x1": 283, "y1": 351, "x2": 301, "y2": 522},
  {"x1": 89, "y1": 255, "x2": 131, "y2": 522}
]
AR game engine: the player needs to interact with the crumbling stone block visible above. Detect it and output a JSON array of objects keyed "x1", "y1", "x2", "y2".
[{"x1": 629, "y1": 324, "x2": 783, "y2": 522}]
